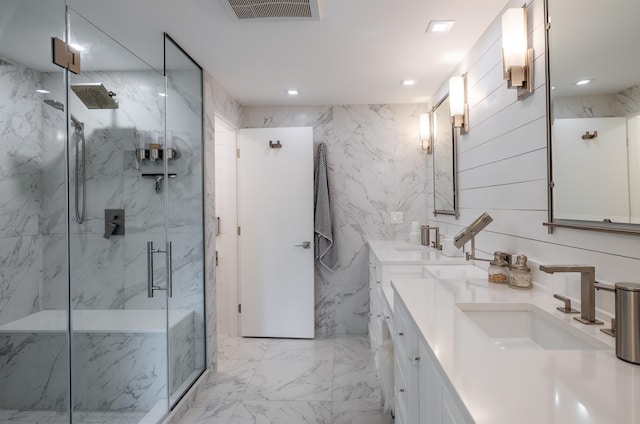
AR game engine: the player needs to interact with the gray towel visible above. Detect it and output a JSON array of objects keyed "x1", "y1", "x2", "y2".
[{"x1": 314, "y1": 142, "x2": 337, "y2": 271}]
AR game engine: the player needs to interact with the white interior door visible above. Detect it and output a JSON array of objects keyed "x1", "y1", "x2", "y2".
[{"x1": 238, "y1": 127, "x2": 314, "y2": 338}]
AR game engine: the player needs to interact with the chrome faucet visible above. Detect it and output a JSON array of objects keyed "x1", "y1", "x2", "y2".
[
  {"x1": 539, "y1": 265, "x2": 604, "y2": 325},
  {"x1": 429, "y1": 227, "x2": 441, "y2": 250}
]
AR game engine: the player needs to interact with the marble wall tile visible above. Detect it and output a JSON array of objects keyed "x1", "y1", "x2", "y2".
[
  {"x1": 0, "y1": 64, "x2": 41, "y2": 240},
  {"x1": 203, "y1": 70, "x2": 221, "y2": 371},
  {"x1": 170, "y1": 313, "x2": 196, "y2": 395},
  {"x1": 0, "y1": 235, "x2": 42, "y2": 325},
  {"x1": 240, "y1": 105, "x2": 430, "y2": 335},
  {"x1": 616, "y1": 84, "x2": 640, "y2": 116},
  {"x1": 552, "y1": 94, "x2": 619, "y2": 119},
  {"x1": 333, "y1": 281, "x2": 370, "y2": 335},
  {"x1": 553, "y1": 84, "x2": 640, "y2": 120},
  {"x1": 331, "y1": 105, "x2": 395, "y2": 165},
  {"x1": 72, "y1": 333, "x2": 167, "y2": 411},
  {"x1": 0, "y1": 333, "x2": 68, "y2": 410},
  {"x1": 42, "y1": 233, "x2": 68, "y2": 310},
  {"x1": 69, "y1": 234, "x2": 125, "y2": 310}
]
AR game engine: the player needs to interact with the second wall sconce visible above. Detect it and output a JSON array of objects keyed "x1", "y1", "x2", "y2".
[
  {"x1": 501, "y1": 6, "x2": 534, "y2": 100},
  {"x1": 419, "y1": 112, "x2": 431, "y2": 153},
  {"x1": 449, "y1": 74, "x2": 469, "y2": 134}
]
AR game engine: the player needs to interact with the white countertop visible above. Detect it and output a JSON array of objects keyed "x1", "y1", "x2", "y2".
[
  {"x1": 368, "y1": 239, "x2": 467, "y2": 265},
  {"x1": 392, "y1": 277, "x2": 638, "y2": 424}
]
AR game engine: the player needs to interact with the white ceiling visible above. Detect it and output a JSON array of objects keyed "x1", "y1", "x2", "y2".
[{"x1": 61, "y1": 0, "x2": 510, "y2": 106}]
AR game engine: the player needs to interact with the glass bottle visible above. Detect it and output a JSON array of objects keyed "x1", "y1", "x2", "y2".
[
  {"x1": 488, "y1": 251, "x2": 509, "y2": 284},
  {"x1": 509, "y1": 254, "x2": 532, "y2": 289}
]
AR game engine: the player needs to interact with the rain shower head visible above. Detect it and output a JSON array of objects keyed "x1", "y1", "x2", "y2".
[{"x1": 71, "y1": 83, "x2": 119, "y2": 109}]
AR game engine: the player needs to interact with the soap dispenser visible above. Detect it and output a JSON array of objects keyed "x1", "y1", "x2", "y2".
[
  {"x1": 488, "y1": 251, "x2": 510, "y2": 284},
  {"x1": 509, "y1": 255, "x2": 532, "y2": 289}
]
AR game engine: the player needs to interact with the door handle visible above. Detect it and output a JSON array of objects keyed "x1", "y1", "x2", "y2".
[
  {"x1": 147, "y1": 241, "x2": 173, "y2": 298},
  {"x1": 295, "y1": 241, "x2": 311, "y2": 249}
]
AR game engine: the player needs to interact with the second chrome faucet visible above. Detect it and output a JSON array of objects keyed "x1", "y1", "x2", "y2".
[{"x1": 539, "y1": 265, "x2": 604, "y2": 325}]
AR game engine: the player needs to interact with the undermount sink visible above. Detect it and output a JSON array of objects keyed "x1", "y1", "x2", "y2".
[
  {"x1": 424, "y1": 265, "x2": 486, "y2": 280},
  {"x1": 456, "y1": 303, "x2": 611, "y2": 351}
]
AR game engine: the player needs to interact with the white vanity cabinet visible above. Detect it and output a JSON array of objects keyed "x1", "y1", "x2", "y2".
[
  {"x1": 395, "y1": 296, "x2": 473, "y2": 424},
  {"x1": 368, "y1": 247, "x2": 426, "y2": 352},
  {"x1": 417, "y1": 338, "x2": 472, "y2": 424},
  {"x1": 393, "y1": 295, "x2": 422, "y2": 424}
]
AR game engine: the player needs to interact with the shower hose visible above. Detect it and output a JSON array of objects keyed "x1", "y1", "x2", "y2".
[{"x1": 74, "y1": 124, "x2": 86, "y2": 224}]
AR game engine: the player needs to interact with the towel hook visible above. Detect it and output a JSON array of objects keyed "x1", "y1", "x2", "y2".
[
  {"x1": 269, "y1": 140, "x2": 282, "y2": 149},
  {"x1": 582, "y1": 131, "x2": 598, "y2": 140}
]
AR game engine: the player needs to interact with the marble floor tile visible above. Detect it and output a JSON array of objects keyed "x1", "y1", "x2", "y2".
[
  {"x1": 177, "y1": 400, "x2": 239, "y2": 424},
  {"x1": 243, "y1": 359, "x2": 333, "y2": 401},
  {"x1": 263, "y1": 338, "x2": 334, "y2": 361},
  {"x1": 195, "y1": 360, "x2": 260, "y2": 404},
  {"x1": 229, "y1": 401, "x2": 331, "y2": 424},
  {"x1": 331, "y1": 400, "x2": 393, "y2": 424},
  {"x1": 217, "y1": 336, "x2": 274, "y2": 361},
  {"x1": 0, "y1": 410, "x2": 143, "y2": 424},
  {"x1": 177, "y1": 335, "x2": 387, "y2": 424},
  {"x1": 332, "y1": 359, "x2": 380, "y2": 402},
  {"x1": 333, "y1": 335, "x2": 372, "y2": 363}
]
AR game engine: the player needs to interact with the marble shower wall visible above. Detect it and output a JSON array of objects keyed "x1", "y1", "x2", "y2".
[
  {"x1": 203, "y1": 70, "x2": 242, "y2": 370},
  {"x1": 0, "y1": 61, "x2": 46, "y2": 326},
  {"x1": 241, "y1": 104, "x2": 430, "y2": 335}
]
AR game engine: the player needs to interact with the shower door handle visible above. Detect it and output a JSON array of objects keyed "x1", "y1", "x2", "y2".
[
  {"x1": 167, "y1": 241, "x2": 173, "y2": 298},
  {"x1": 147, "y1": 241, "x2": 173, "y2": 298}
]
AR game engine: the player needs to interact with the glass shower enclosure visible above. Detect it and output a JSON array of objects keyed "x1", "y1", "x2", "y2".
[{"x1": 0, "y1": 2, "x2": 205, "y2": 423}]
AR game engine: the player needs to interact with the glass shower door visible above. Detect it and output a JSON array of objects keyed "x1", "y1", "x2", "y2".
[
  {"x1": 0, "y1": 1, "x2": 69, "y2": 422},
  {"x1": 163, "y1": 34, "x2": 206, "y2": 406},
  {"x1": 67, "y1": 8, "x2": 170, "y2": 423}
]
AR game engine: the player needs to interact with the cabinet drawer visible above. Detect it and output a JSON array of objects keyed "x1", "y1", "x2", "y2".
[
  {"x1": 394, "y1": 299, "x2": 417, "y2": 357},
  {"x1": 394, "y1": 357, "x2": 409, "y2": 424}
]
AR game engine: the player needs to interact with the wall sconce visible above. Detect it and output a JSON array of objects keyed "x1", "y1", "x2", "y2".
[
  {"x1": 501, "y1": 6, "x2": 534, "y2": 100},
  {"x1": 449, "y1": 75, "x2": 469, "y2": 134},
  {"x1": 419, "y1": 112, "x2": 431, "y2": 153}
]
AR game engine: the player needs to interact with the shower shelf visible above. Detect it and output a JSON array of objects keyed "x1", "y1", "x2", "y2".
[
  {"x1": 142, "y1": 173, "x2": 177, "y2": 194},
  {"x1": 136, "y1": 147, "x2": 181, "y2": 164}
]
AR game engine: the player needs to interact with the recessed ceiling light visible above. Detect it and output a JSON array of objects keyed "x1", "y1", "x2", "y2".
[
  {"x1": 287, "y1": 89, "x2": 299, "y2": 96},
  {"x1": 35, "y1": 89, "x2": 50, "y2": 94},
  {"x1": 158, "y1": 92, "x2": 167, "y2": 97},
  {"x1": 426, "y1": 20, "x2": 455, "y2": 34},
  {"x1": 400, "y1": 80, "x2": 416, "y2": 87},
  {"x1": 575, "y1": 79, "x2": 592, "y2": 86}
]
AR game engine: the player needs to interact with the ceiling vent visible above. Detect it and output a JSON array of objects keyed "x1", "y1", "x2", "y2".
[{"x1": 227, "y1": 0, "x2": 321, "y2": 21}]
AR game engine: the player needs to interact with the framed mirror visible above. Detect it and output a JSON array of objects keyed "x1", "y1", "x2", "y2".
[
  {"x1": 432, "y1": 94, "x2": 458, "y2": 216},
  {"x1": 546, "y1": 0, "x2": 640, "y2": 235}
]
